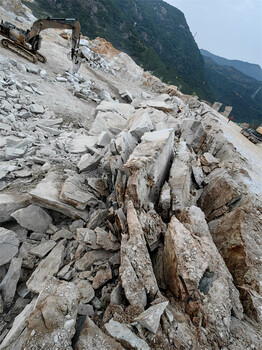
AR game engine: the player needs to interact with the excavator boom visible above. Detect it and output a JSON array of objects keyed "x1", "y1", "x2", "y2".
[{"x1": 0, "y1": 18, "x2": 81, "y2": 67}]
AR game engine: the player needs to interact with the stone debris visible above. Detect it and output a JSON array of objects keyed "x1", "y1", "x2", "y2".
[{"x1": 0, "y1": 24, "x2": 261, "y2": 350}]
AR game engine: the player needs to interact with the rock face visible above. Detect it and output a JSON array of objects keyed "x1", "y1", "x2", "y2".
[
  {"x1": 125, "y1": 129, "x2": 174, "y2": 208},
  {"x1": 23, "y1": 277, "x2": 80, "y2": 350},
  {"x1": 0, "y1": 16, "x2": 261, "y2": 350}
]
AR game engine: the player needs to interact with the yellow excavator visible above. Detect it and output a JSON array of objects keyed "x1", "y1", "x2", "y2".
[{"x1": 0, "y1": 17, "x2": 81, "y2": 66}]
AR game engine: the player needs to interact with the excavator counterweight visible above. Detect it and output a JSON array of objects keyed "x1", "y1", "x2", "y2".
[{"x1": 0, "y1": 18, "x2": 81, "y2": 68}]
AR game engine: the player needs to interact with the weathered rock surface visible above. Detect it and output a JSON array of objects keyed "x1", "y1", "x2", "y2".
[
  {"x1": 23, "y1": 277, "x2": 80, "y2": 350},
  {"x1": 0, "y1": 193, "x2": 31, "y2": 223},
  {"x1": 0, "y1": 228, "x2": 19, "y2": 266},
  {"x1": 125, "y1": 129, "x2": 174, "y2": 208},
  {"x1": 26, "y1": 240, "x2": 66, "y2": 293},
  {"x1": 0, "y1": 257, "x2": 22, "y2": 307},
  {"x1": 135, "y1": 301, "x2": 169, "y2": 334},
  {"x1": 11, "y1": 204, "x2": 52, "y2": 233}
]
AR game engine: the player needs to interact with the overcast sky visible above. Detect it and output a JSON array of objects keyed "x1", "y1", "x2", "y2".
[{"x1": 165, "y1": 0, "x2": 262, "y2": 66}]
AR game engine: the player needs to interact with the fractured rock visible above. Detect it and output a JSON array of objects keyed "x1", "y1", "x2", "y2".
[
  {"x1": 120, "y1": 202, "x2": 161, "y2": 309},
  {"x1": 0, "y1": 258, "x2": 22, "y2": 307},
  {"x1": 77, "y1": 152, "x2": 103, "y2": 173},
  {"x1": 0, "y1": 193, "x2": 31, "y2": 223},
  {"x1": 23, "y1": 277, "x2": 80, "y2": 350},
  {"x1": 76, "y1": 317, "x2": 124, "y2": 350},
  {"x1": 0, "y1": 228, "x2": 19, "y2": 266},
  {"x1": 76, "y1": 280, "x2": 95, "y2": 303},
  {"x1": 127, "y1": 108, "x2": 154, "y2": 141},
  {"x1": 26, "y1": 240, "x2": 66, "y2": 294},
  {"x1": 181, "y1": 119, "x2": 207, "y2": 152},
  {"x1": 125, "y1": 129, "x2": 174, "y2": 209},
  {"x1": 95, "y1": 227, "x2": 120, "y2": 251},
  {"x1": 11, "y1": 204, "x2": 52, "y2": 233},
  {"x1": 105, "y1": 319, "x2": 150, "y2": 350},
  {"x1": 135, "y1": 301, "x2": 169, "y2": 334},
  {"x1": 92, "y1": 262, "x2": 112, "y2": 289},
  {"x1": 75, "y1": 250, "x2": 114, "y2": 271},
  {"x1": 29, "y1": 240, "x2": 57, "y2": 258},
  {"x1": 76, "y1": 228, "x2": 100, "y2": 250}
]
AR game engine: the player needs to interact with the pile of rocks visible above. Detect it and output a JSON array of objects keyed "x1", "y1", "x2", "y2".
[{"x1": 0, "y1": 51, "x2": 262, "y2": 350}]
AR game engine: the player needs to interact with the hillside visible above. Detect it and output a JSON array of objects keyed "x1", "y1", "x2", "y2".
[
  {"x1": 23, "y1": 0, "x2": 212, "y2": 100},
  {"x1": 201, "y1": 49, "x2": 262, "y2": 81},
  {"x1": 1, "y1": 1, "x2": 262, "y2": 349},
  {"x1": 203, "y1": 56, "x2": 262, "y2": 126}
]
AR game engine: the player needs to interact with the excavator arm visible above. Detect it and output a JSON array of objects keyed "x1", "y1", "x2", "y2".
[{"x1": 25, "y1": 18, "x2": 81, "y2": 60}]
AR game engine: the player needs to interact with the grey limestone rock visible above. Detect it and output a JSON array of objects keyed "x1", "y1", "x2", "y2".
[{"x1": 0, "y1": 228, "x2": 19, "y2": 266}]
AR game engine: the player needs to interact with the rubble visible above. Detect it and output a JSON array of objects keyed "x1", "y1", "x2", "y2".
[{"x1": 0, "y1": 15, "x2": 261, "y2": 350}]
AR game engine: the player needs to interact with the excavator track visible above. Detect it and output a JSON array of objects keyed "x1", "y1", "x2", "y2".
[
  {"x1": 35, "y1": 52, "x2": 47, "y2": 63},
  {"x1": 1, "y1": 38, "x2": 37, "y2": 63}
]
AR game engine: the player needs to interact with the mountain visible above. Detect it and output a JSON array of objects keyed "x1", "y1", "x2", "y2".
[
  {"x1": 201, "y1": 49, "x2": 262, "y2": 81},
  {"x1": 23, "y1": 0, "x2": 212, "y2": 100},
  {"x1": 203, "y1": 56, "x2": 262, "y2": 126}
]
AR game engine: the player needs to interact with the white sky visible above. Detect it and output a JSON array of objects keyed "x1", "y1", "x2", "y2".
[{"x1": 164, "y1": 0, "x2": 262, "y2": 66}]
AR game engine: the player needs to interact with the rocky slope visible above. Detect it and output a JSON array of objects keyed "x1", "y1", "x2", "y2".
[{"x1": 0, "y1": 3, "x2": 262, "y2": 350}]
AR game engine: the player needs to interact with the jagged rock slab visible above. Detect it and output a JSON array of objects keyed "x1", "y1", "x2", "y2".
[
  {"x1": 165, "y1": 207, "x2": 243, "y2": 340},
  {"x1": 29, "y1": 172, "x2": 88, "y2": 220},
  {"x1": 96, "y1": 131, "x2": 112, "y2": 147},
  {"x1": 0, "y1": 298, "x2": 37, "y2": 350},
  {"x1": 68, "y1": 135, "x2": 97, "y2": 154},
  {"x1": 198, "y1": 169, "x2": 242, "y2": 221},
  {"x1": 209, "y1": 201, "x2": 262, "y2": 323},
  {"x1": 0, "y1": 258, "x2": 22, "y2": 307},
  {"x1": 192, "y1": 159, "x2": 205, "y2": 188},
  {"x1": 96, "y1": 101, "x2": 135, "y2": 118},
  {"x1": 26, "y1": 240, "x2": 66, "y2": 294},
  {"x1": 0, "y1": 193, "x2": 31, "y2": 223},
  {"x1": 115, "y1": 131, "x2": 138, "y2": 163},
  {"x1": 0, "y1": 228, "x2": 19, "y2": 266},
  {"x1": 139, "y1": 100, "x2": 175, "y2": 113},
  {"x1": 11, "y1": 204, "x2": 52, "y2": 233},
  {"x1": 75, "y1": 250, "x2": 114, "y2": 271},
  {"x1": 29, "y1": 240, "x2": 57, "y2": 258},
  {"x1": 181, "y1": 119, "x2": 207, "y2": 152},
  {"x1": 76, "y1": 228, "x2": 100, "y2": 250},
  {"x1": 105, "y1": 319, "x2": 150, "y2": 350},
  {"x1": 89, "y1": 111, "x2": 128, "y2": 136},
  {"x1": 92, "y1": 262, "x2": 112, "y2": 289},
  {"x1": 127, "y1": 108, "x2": 153, "y2": 140},
  {"x1": 135, "y1": 301, "x2": 169, "y2": 334},
  {"x1": 76, "y1": 317, "x2": 124, "y2": 350},
  {"x1": 168, "y1": 141, "x2": 193, "y2": 213},
  {"x1": 60, "y1": 175, "x2": 99, "y2": 210},
  {"x1": 77, "y1": 152, "x2": 103, "y2": 173},
  {"x1": 76, "y1": 280, "x2": 95, "y2": 303},
  {"x1": 125, "y1": 129, "x2": 174, "y2": 209},
  {"x1": 120, "y1": 202, "x2": 161, "y2": 309},
  {"x1": 95, "y1": 227, "x2": 120, "y2": 251},
  {"x1": 23, "y1": 277, "x2": 80, "y2": 350}
]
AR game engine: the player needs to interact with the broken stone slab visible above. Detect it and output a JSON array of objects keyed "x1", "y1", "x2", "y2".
[
  {"x1": 192, "y1": 159, "x2": 205, "y2": 188},
  {"x1": 96, "y1": 131, "x2": 112, "y2": 147},
  {"x1": 92, "y1": 262, "x2": 112, "y2": 289},
  {"x1": 139, "y1": 100, "x2": 175, "y2": 113},
  {"x1": 86, "y1": 209, "x2": 108, "y2": 230},
  {"x1": 95, "y1": 227, "x2": 120, "y2": 251},
  {"x1": 168, "y1": 141, "x2": 194, "y2": 214},
  {"x1": 29, "y1": 104, "x2": 45, "y2": 114},
  {"x1": 212, "y1": 102, "x2": 222, "y2": 112},
  {"x1": 89, "y1": 111, "x2": 127, "y2": 136},
  {"x1": 124, "y1": 129, "x2": 174, "y2": 209},
  {"x1": 29, "y1": 240, "x2": 57, "y2": 258},
  {"x1": 5, "y1": 137, "x2": 33, "y2": 160},
  {"x1": 76, "y1": 228, "x2": 100, "y2": 250},
  {"x1": 0, "y1": 298, "x2": 37, "y2": 350},
  {"x1": 77, "y1": 304, "x2": 94, "y2": 316},
  {"x1": 75, "y1": 250, "x2": 114, "y2": 271},
  {"x1": 23, "y1": 277, "x2": 80, "y2": 350},
  {"x1": 76, "y1": 280, "x2": 95, "y2": 303},
  {"x1": 60, "y1": 175, "x2": 99, "y2": 210},
  {"x1": 0, "y1": 228, "x2": 19, "y2": 266},
  {"x1": 127, "y1": 108, "x2": 154, "y2": 141},
  {"x1": 96, "y1": 101, "x2": 135, "y2": 119},
  {"x1": 0, "y1": 257, "x2": 22, "y2": 307},
  {"x1": 98, "y1": 90, "x2": 115, "y2": 102},
  {"x1": 0, "y1": 193, "x2": 31, "y2": 223},
  {"x1": 222, "y1": 106, "x2": 233, "y2": 118},
  {"x1": 159, "y1": 182, "x2": 171, "y2": 218},
  {"x1": 198, "y1": 169, "x2": 242, "y2": 221},
  {"x1": 105, "y1": 319, "x2": 150, "y2": 350},
  {"x1": 76, "y1": 317, "x2": 124, "y2": 350},
  {"x1": 26, "y1": 240, "x2": 66, "y2": 294},
  {"x1": 11, "y1": 204, "x2": 52, "y2": 233},
  {"x1": 200, "y1": 152, "x2": 220, "y2": 167},
  {"x1": 120, "y1": 202, "x2": 161, "y2": 310},
  {"x1": 115, "y1": 131, "x2": 138, "y2": 163},
  {"x1": 68, "y1": 135, "x2": 98, "y2": 154},
  {"x1": 29, "y1": 172, "x2": 88, "y2": 220},
  {"x1": 165, "y1": 208, "x2": 243, "y2": 337},
  {"x1": 135, "y1": 301, "x2": 169, "y2": 334},
  {"x1": 77, "y1": 152, "x2": 103, "y2": 173},
  {"x1": 180, "y1": 118, "x2": 207, "y2": 152},
  {"x1": 119, "y1": 89, "x2": 133, "y2": 103}
]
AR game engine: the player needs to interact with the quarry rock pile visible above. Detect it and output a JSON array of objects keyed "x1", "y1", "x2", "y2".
[{"x1": 0, "y1": 7, "x2": 262, "y2": 350}]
